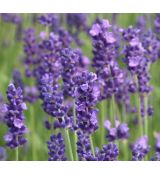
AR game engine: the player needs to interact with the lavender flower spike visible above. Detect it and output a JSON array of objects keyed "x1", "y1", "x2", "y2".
[
  {"x1": 151, "y1": 152, "x2": 160, "y2": 161},
  {"x1": 77, "y1": 131, "x2": 119, "y2": 161},
  {"x1": 131, "y1": 136, "x2": 150, "y2": 161},
  {"x1": 47, "y1": 133, "x2": 67, "y2": 161},
  {"x1": 3, "y1": 83, "x2": 28, "y2": 149},
  {"x1": 96, "y1": 143, "x2": 119, "y2": 161},
  {"x1": 74, "y1": 71, "x2": 100, "y2": 134}
]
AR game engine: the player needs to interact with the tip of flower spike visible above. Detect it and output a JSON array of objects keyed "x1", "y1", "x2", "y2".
[
  {"x1": 101, "y1": 19, "x2": 111, "y2": 29},
  {"x1": 104, "y1": 120, "x2": 111, "y2": 130},
  {"x1": 8, "y1": 83, "x2": 15, "y2": 89},
  {"x1": 89, "y1": 19, "x2": 111, "y2": 37},
  {"x1": 89, "y1": 23, "x2": 101, "y2": 36}
]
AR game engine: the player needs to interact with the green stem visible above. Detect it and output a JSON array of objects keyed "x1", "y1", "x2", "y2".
[
  {"x1": 134, "y1": 75, "x2": 143, "y2": 137},
  {"x1": 111, "y1": 95, "x2": 116, "y2": 124},
  {"x1": 144, "y1": 95, "x2": 148, "y2": 137},
  {"x1": 90, "y1": 135, "x2": 95, "y2": 157},
  {"x1": 137, "y1": 94, "x2": 143, "y2": 137},
  {"x1": 65, "y1": 129, "x2": 74, "y2": 161},
  {"x1": 30, "y1": 105, "x2": 37, "y2": 161},
  {"x1": 110, "y1": 95, "x2": 120, "y2": 149},
  {"x1": 15, "y1": 147, "x2": 19, "y2": 161},
  {"x1": 99, "y1": 100, "x2": 106, "y2": 148},
  {"x1": 73, "y1": 100, "x2": 78, "y2": 161}
]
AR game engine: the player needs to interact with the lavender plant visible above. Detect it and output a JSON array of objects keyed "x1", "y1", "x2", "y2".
[{"x1": 0, "y1": 13, "x2": 160, "y2": 161}]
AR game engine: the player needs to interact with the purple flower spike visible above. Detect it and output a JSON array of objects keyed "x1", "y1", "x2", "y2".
[
  {"x1": 154, "y1": 14, "x2": 160, "y2": 34},
  {"x1": 77, "y1": 130, "x2": 119, "y2": 161},
  {"x1": 66, "y1": 14, "x2": 88, "y2": 46},
  {"x1": 90, "y1": 19, "x2": 127, "y2": 100},
  {"x1": 23, "y1": 28, "x2": 39, "y2": 77},
  {"x1": 1, "y1": 13, "x2": 21, "y2": 24},
  {"x1": 142, "y1": 30, "x2": 160, "y2": 63},
  {"x1": 89, "y1": 23, "x2": 101, "y2": 36},
  {"x1": 106, "y1": 128, "x2": 117, "y2": 142},
  {"x1": 60, "y1": 48, "x2": 80, "y2": 97},
  {"x1": 105, "y1": 120, "x2": 129, "y2": 141},
  {"x1": 131, "y1": 136, "x2": 150, "y2": 161},
  {"x1": 136, "y1": 16, "x2": 146, "y2": 32},
  {"x1": 96, "y1": 143, "x2": 119, "y2": 161},
  {"x1": 12, "y1": 69, "x2": 24, "y2": 90},
  {"x1": 74, "y1": 71, "x2": 99, "y2": 134},
  {"x1": 3, "y1": 83, "x2": 28, "y2": 149},
  {"x1": 77, "y1": 131, "x2": 94, "y2": 161},
  {"x1": 151, "y1": 152, "x2": 160, "y2": 161},
  {"x1": 117, "y1": 123, "x2": 130, "y2": 139},
  {"x1": 38, "y1": 13, "x2": 60, "y2": 31},
  {"x1": 47, "y1": 133, "x2": 67, "y2": 161}
]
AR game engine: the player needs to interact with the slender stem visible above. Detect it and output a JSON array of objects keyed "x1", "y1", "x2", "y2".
[
  {"x1": 144, "y1": 95, "x2": 148, "y2": 137},
  {"x1": 99, "y1": 100, "x2": 106, "y2": 148},
  {"x1": 45, "y1": 26, "x2": 49, "y2": 37},
  {"x1": 137, "y1": 94, "x2": 143, "y2": 137},
  {"x1": 73, "y1": 100, "x2": 78, "y2": 161},
  {"x1": 30, "y1": 105, "x2": 36, "y2": 161},
  {"x1": 15, "y1": 147, "x2": 19, "y2": 161},
  {"x1": 49, "y1": 116, "x2": 54, "y2": 137},
  {"x1": 64, "y1": 129, "x2": 74, "y2": 161},
  {"x1": 110, "y1": 95, "x2": 120, "y2": 149},
  {"x1": 111, "y1": 95, "x2": 116, "y2": 124},
  {"x1": 134, "y1": 75, "x2": 143, "y2": 137},
  {"x1": 90, "y1": 135, "x2": 95, "y2": 157}
]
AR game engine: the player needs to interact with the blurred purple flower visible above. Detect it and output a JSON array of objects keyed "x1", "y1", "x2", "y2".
[
  {"x1": 131, "y1": 136, "x2": 150, "y2": 161},
  {"x1": 0, "y1": 147, "x2": 7, "y2": 161}
]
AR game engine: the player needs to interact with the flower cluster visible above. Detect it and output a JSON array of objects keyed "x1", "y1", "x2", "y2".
[
  {"x1": 66, "y1": 13, "x2": 88, "y2": 46},
  {"x1": 131, "y1": 136, "x2": 150, "y2": 161},
  {"x1": 77, "y1": 131, "x2": 93, "y2": 160},
  {"x1": 154, "y1": 14, "x2": 160, "y2": 35},
  {"x1": 90, "y1": 19, "x2": 126, "y2": 100},
  {"x1": 122, "y1": 26, "x2": 152, "y2": 94},
  {"x1": 74, "y1": 71, "x2": 99, "y2": 134},
  {"x1": 1, "y1": 13, "x2": 160, "y2": 161},
  {"x1": 0, "y1": 94, "x2": 6, "y2": 122},
  {"x1": 60, "y1": 48, "x2": 89, "y2": 97},
  {"x1": 142, "y1": 30, "x2": 160, "y2": 63},
  {"x1": 60, "y1": 48, "x2": 81, "y2": 97},
  {"x1": 38, "y1": 13, "x2": 60, "y2": 30},
  {"x1": 3, "y1": 84, "x2": 28, "y2": 149},
  {"x1": 12, "y1": 69, "x2": 38, "y2": 104},
  {"x1": 23, "y1": 28, "x2": 39, "y2": 77},
  {"x1": 47, "y1": 133, "x2": 67, "y2": 161},
  {"x1": 104, "y1": 120, "x2": 130, "y2": 142},
  {"x1": 0, "y1": 13, "x2": 21, "y2": 24},
  {"x1": 77, "y1": 131, "x2": 119, "y2": 161},
  {"x1": 38, "y1": 73, "x2": 67, "y2": 128},
  {"x1": 95, "y1": 143, "x2": 119, "y2": 161},
  {"x1": 151, "y1": 152, "x2": 160, "y2": 161}
]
